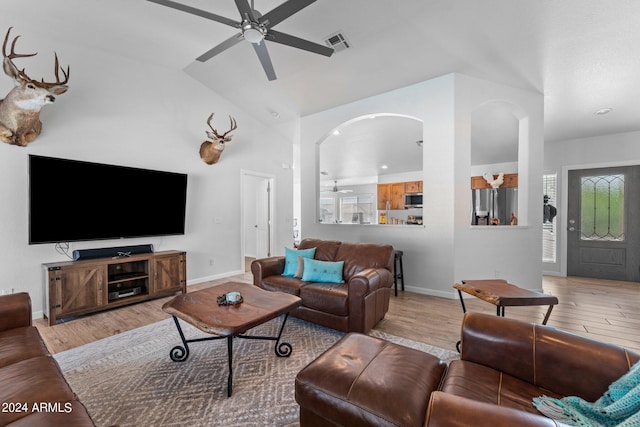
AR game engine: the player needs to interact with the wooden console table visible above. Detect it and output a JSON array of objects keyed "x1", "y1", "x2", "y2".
[
  {"x1": 453, "y1": 279, "x2": 558, "y2": 352},
  {"x1": 43, "y1": 250, "x2": 186, "y2": 325},
  {"x1": 454, "y1": 279, "x2": 558, "y2": 325}
]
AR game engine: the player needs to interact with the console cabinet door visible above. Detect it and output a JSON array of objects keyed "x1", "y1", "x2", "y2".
[
  {"x1": 49, "y1": 265, "x2": 106, "y2": 319},
  {"x1": 152, "y1": 252, "x2": 186, "y2": 295}
]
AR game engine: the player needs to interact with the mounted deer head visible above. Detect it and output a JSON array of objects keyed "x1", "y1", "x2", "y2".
[
  {"x1": 0, "y1": 27, "x2": 70, "y2": 146},
  {"x1": 199, "y1": 113, "x2": 237, "y2": 165}
]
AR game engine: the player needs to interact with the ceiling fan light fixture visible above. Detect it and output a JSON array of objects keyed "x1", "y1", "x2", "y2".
[{"x1": 242, "y1": 21, "x2": 266, "y2": 44}]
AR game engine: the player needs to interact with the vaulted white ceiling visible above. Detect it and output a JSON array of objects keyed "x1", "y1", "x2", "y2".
[{"x1": 4, "y1": 0, "x2": 639, "y2": 167}]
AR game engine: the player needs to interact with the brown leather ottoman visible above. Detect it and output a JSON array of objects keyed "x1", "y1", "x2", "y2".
[{"x1": 295, "y1": 333, "x2": 447, "y2": 427}]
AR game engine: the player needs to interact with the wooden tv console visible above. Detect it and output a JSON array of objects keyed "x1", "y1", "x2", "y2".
[{"x1": 43, "y1": 250, "x2": 186, "y2": 325}]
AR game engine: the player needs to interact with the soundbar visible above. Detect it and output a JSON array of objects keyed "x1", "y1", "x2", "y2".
[{"x1": 72, "y1": 244, "x2": 154, "y2": 261}]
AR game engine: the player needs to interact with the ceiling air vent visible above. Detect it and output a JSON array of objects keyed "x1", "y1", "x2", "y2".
[{"x1": 325, "y1": 31, "x2": 350, "y2": 53}]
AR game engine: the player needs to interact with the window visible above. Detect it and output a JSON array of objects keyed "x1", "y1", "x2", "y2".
[
  {"x1": 580, "y1": 174, "x2": 625, "y2": 241},
  {"x1": 320, "y1": 193, "x2": 374, "y2": 224},
  {"x1": 542, "y1": 174, "x2": 557, "y2": 262},
  {"x1": 319, "y1": 196, "x2": 336, "y2": 223},
  {"x1": 339, "y1": 194, "x2": 374, "y2": 224}
]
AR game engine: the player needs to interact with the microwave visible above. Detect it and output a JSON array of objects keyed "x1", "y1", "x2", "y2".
[{"x1": 405, "y1": 193, "x2": 423, "y2": 208}]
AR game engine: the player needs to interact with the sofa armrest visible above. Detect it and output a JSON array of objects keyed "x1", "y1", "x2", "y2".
[
  {"x1": 425, "y1": 391, "x2": 561, "y2": 427},
  {"x1": 0, "y1": 292, "x2": 32, "y2": 331},
  {"x1": 250, "y1": 256, "x2": 285, "y2": 287},
  {"x1": 460, "y1": 312, "x2": 639, "y2": 401},
  {"x1": 347, "y1": 267, "x2": 393, "y2": 296}
]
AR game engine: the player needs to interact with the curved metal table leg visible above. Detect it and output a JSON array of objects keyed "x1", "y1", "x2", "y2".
[
  {"x1": 168, "y1": 313, "x2": 294, "y2": 397},
  {"x1": 169, "y1": 315, "x2": 190, "y2": 362}
]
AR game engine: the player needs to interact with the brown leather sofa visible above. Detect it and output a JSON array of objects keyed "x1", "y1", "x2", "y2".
[
  {"x1": 296, "y1": 312, "x2": 640, "y2": 426},
  {"x1": 251, "y1": 238, "x2": 394, "y2": 334},
  {"x1": 0, "y1": 292, "x2": 95, "y2": 426}
]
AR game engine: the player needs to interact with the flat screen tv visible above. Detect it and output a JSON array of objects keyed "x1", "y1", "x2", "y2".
[{"x1": 29, "y1": 155, "x2": 188, "y2": 244}]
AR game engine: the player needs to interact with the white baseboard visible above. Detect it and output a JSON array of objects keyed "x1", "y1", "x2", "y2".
[
  {"x1": 187, "y1": 271, "x2": 245, "y2": 286},
  {"x1": 403, "y1": 286, "x2": 459, "y2": 300}
]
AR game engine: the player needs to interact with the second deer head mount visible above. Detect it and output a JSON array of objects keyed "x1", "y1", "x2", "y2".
[
  {"x1": 199, "y1": 113, "x2": 237, "y2": 165},
  {"x1": 0, "y1": 27, "x2": 70, "y2": 146}
]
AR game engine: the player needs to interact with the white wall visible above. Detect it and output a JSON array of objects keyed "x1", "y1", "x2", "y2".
[
  {"x1": 0, "y1": 32, "x2": 294, "y2": 318},
  {"x1": 452, "y1": 74, "x2": 544, "y2": 293},
  {"x1": 543, "y1": 130, "x2": 640, "y2": 276},
  {"x1": 299, "y1": 73, "x2": 544, "y2": 297}
]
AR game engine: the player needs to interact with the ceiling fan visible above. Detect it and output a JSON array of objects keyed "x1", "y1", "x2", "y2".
[
  {"x1": 147, "y1": 0, "x2": 335, "y2": 81},
  {"x1": 322, "y1": 180, "x2": 353, "y2": 193}
]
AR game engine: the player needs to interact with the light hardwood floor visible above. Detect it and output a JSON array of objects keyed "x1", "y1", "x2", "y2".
[{"x1": 34, "y1": 273, "x2": 640, "y2": 354}]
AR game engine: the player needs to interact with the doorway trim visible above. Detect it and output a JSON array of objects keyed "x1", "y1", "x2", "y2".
[
  {"x1": 560, "y1": 159, "x2": 640, "y2": 277},
  {"x1": 240, "y1": 169, "x2": 276, "y2": 270}
]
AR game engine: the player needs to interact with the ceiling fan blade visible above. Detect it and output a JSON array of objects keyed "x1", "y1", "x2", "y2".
[
  {"x1": 266, "y1": 29, "x2": 334, "y2": 57},
  {"x1": 259, "y1": 0, "x2": 318, "y2": 27},
  {"x1": 234, "y1": 0, "x2": 257, "y2": 22},
  {"x1": 147, "y1": 0, "x2": 239, "y2": 28},
  {"x1": 252, "y1": 41, "x2": 277, "y2": 81},
  {"x1": 196, "y1": 33, "x2": 243, "y2": 62}
]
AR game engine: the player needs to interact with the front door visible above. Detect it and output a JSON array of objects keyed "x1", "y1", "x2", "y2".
[{"x1": 567, "y1": 166, "x2": 640, "y2": 281}]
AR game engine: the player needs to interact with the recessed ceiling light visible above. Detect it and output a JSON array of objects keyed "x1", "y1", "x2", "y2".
[
  {"x1": 332, "y1": 130, "x2": 340, "y2": 136},
  {"x1": 381, "y1": 165, "x2": 388, "y2": 169},
  {"x1": 594, "y1": 108, "x2": 612, "y2": 115}
]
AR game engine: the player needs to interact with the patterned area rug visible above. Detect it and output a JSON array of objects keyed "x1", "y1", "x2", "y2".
[{"x1": 54, "y1": 317, "x2": 458, "y2": 427}]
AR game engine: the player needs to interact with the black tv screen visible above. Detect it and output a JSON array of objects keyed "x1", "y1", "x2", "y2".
[{"x1": 29, "y1": 155, "x2": 188, "y2": 244}]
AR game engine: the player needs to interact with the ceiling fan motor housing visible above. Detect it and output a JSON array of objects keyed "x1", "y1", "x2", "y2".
[{"x1": 242, "y1": 20, "x2": 267, "y2": 43}]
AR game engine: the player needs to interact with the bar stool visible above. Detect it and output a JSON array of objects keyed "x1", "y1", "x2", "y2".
[{"x1": 393, "y1": 250, "x2": 405, "y2": 296}]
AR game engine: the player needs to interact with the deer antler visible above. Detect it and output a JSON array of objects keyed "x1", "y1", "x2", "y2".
[
  {"x1": 2, "y1": 27, "x2": 69, "y2": 88},
  {"x1": 206, "y1": 113, "x2": 237, "y2": 142},
  {"x1": 3, "y1": 27, "x2": 36, "y2": 81}
]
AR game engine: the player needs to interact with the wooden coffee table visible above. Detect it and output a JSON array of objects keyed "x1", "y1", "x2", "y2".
[{"x1": 162, "y1": 282, "x2": 302, "y2": 397}]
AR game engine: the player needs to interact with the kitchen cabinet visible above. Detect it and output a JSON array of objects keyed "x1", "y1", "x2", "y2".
[
  {"x1": 390, "y1": 183, "x2": 405, "y2": 209},
  {"x1": 405, "y1": 181, "x2": 423, "y2": 193},
  {"x1": 378, "y1": 180, "x2": 423, "y2": 210},
  {"x1": 470, "y1": 173, "x2": 518, "y2": 190},
  {"x1": 377, "y1": 183, "x2": 391, "y2": 210}
]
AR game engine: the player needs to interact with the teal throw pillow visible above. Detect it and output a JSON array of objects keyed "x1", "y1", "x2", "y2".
[
  {"x1": 282, "y1": 247, "x2": 316, "y2": 277},
  {"x1": 302, "y1": 258, "x2": 344, "y2": 284}
]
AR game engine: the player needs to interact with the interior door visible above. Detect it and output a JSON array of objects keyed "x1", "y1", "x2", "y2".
[
  {"x1": 255, "y1": 179, "x2": 271, "y2": 258},
  {"x1": 567, "y1": 166, "x2": 640, "y2": 281}
]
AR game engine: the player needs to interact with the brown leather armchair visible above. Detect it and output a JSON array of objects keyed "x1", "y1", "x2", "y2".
[
  {"x1": 431, "y1": 311, "x2": 640, "y2": 425},
  {"x1": 251, "y1": 238, "x2": 394, "y2": 333},
  {"x1": 296, "y1": 311, "x2": 640, "y2": 426}
]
